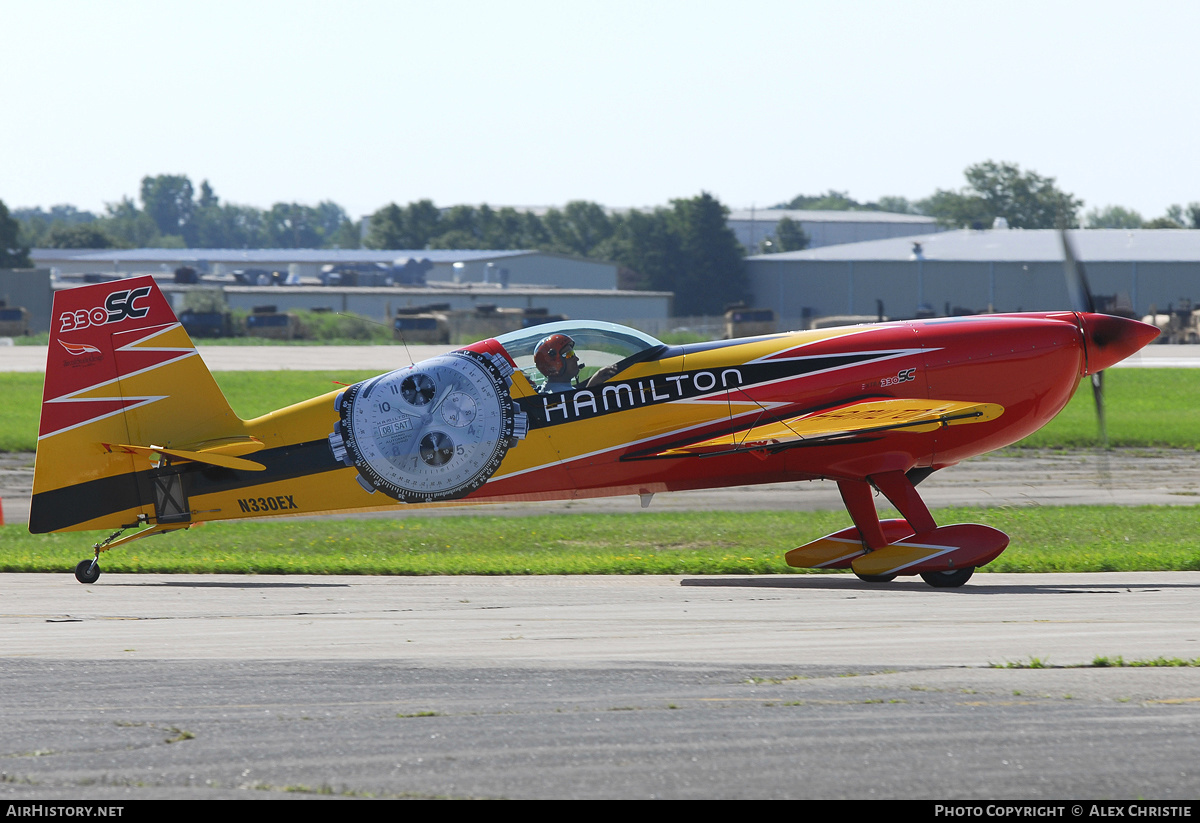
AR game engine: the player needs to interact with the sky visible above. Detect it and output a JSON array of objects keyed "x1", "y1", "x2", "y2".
[{"x1": 3, "y1": 0, "x2": 1198, "y2": 222}]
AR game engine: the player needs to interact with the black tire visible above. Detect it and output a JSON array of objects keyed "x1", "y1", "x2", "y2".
[
  {"x1": 74, "y1": 559, "x2": 100, "y2": 584},
  {"x1": 854, "y1": 572, "x2": 897, "y2": 583},
  {"x1": 920, "y1": 567, "x2": 974, "y2": 588}
]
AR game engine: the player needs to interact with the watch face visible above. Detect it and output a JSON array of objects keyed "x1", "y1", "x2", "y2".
[{"x1": 331, "y1": 352, "x2": 520, "y2": 502}]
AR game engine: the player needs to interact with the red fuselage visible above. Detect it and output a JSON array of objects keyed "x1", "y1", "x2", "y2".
[{"x1": 473, "y1": 311, "x2": 1157, "y2": 503}]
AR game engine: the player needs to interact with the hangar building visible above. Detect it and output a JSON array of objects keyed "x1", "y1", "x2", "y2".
[
  {"x1": 746, "y1": 228, "x2": 1200, "y2": 329},
  {"x1": 728, "y1": 209, "x2": 943, "y2": 252},
  {"x1": 32, "y1": 248, "x2": 618, "y2": 291},
  {"x1": 27, "y1": 248, "x2": 669, "y2": 330}
]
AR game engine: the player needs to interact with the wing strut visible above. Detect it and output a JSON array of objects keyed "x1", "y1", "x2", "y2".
[{"x1": 836, "y1": 470, "x2": 934, "y2": 550}]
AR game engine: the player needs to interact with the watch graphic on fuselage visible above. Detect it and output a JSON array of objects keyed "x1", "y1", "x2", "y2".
[{"x1": 328, "y1": 350, "x2": 528, "y2": 503}]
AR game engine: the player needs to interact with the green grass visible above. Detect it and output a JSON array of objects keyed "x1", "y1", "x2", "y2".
[
  {"x1": 993, "y1": 655, "x2": 1200, "y2": 668},
  {"x1": 6, "y1": 368, "x2": 1200, "y2": 453},
  {"x1": 211, "y1": 370, "x2": 381, "y2": 418},
  {"x1": 8, "y1": 363, "x2": 1199, "y2": 577},
  {"x1": 1015, "y1": 369, "x2": 1200, "y2": 449},
  {"x1": 5, "y1": 506, "x2": 1199, "y2": 576}
]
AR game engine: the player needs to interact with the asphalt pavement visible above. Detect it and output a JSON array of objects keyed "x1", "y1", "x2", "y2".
[{"x1": 2, "y1": 571, "x2": 1199, "y2": 800}]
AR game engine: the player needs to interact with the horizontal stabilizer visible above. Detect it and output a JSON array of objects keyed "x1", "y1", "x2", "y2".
[
  {"x1": 102, "y1": 442, "x2": 266, "y2": 472},
  {"x1": 657, "y1": 399, "x2": 1004, "y2": 457},
  {"x1": 849, "y1": 524, "x2": 1009, "y2": 578},
  {"x1": 785, "y1": 519, "x2": 914, "y2": 569}
]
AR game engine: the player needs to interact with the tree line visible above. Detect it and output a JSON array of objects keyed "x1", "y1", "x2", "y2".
[
  {"x1": 363, "y1": 195, "x2": 747, "y2": 315},
  {"x1": 5, "y1": 160, "x2": 1200, "y2": 315},
  {"x1": 2, "y1": 178, "x2": 749, "y2": 316},
  {"x1": 12, "y1": 176, "x2": 360, "y2": 253}
]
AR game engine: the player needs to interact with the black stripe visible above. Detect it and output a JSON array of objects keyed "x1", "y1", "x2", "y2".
[{"x1": 29, "y1": 440, "x2": 342, "y2": 533}]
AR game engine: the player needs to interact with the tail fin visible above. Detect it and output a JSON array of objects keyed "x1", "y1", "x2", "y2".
[{"x1": 31, "y1": 276, "x2": 246, "y2": 533}]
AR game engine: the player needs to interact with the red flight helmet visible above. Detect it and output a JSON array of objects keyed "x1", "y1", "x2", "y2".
[{"x1": 534, "y1": 333, "x2": 578, "y2": 380}]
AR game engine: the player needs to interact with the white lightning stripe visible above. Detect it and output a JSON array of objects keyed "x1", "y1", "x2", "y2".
[
  {"x1": 40, "y1": 323, "x2": 199, "y2": 438},
  {"x1": 42, "y1": 349, "x2": 197, "y2": 406},
  {"x1": 112, "y1": 322, "x2": 184, "y2": 348},
  {"x1": 746, "y1": 345, "x2": 931, "y2": 366},
  {"x1": 710, "y1": 348, "x2": 935, "y2": 401},
  {"x1": 869, "y1": 538, "x2": 961, "y2": 575},
  {"x1": 810, "y1": 538, "x2": 868, "y2": 569},
  {"x1": 37, "y1": 396, "x2": 169, "y2": 440}
]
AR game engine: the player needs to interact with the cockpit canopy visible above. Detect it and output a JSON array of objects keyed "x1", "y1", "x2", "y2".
[{"x1": 494, "y1": 321, "x2": 665, "y2": 388}]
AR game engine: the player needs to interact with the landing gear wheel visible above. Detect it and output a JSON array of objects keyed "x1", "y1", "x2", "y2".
[
  {"x1": 74, "y1": 559, "x2": 100, "y2": 584},
  {"x1": 854, "y1": 572, "x2": 897, "y2": 583},
  {"x1": 920, "y1": 567, "x2": 974, "y2": 588}
]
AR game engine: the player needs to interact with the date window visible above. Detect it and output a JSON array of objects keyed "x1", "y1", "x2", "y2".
[{"x1": 378, "y1": 418, "x2": 413, "y2": 437}]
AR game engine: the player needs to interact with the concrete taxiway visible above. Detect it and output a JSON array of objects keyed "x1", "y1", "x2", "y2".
[{"x1": 2, "y1": 572, "x2": 1199, "y2": 799}]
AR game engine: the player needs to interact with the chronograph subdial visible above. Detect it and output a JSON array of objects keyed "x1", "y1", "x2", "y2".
[{"x1": 439, "y1": 391, "x2": 478, "y2": 427}]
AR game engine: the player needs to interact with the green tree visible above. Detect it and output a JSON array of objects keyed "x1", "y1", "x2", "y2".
[
  {"x1": 194, "y1": 203, "x2": 265, "y2": 248},
  {"x1": 774, "y1": 190, "x2": 866, "y2": 211},
  {"x1": 140, "y1": 174, "x2": 197, "y2": 243},
  {"x1": 263, "y1": 203, "x2": 325, "y2": 248},
  {"x1": 364, "y1": 203, "x2": 405, "y2": 249},
  {"x1": 767, "y1": 216, "x2": 809, "y2": 253},
  {"x1": 366, "y1": 200, "x2": 442, "y2": 249},
  {"x1": 429, "y1": 205, "x2": 486, "y2": 249},
  {"x1": 603, "y1": 208, "x2": 684, "y2": 292},
  {"x1": 0, "y1": 200, "x2": 32, "y2": 267},
  {"x1": 1085, "y1": 205, "x2": 1144, "y2": 229},
  {"x1": 876, "y1": 196, "x2": 920, "y2": 215},
  {"x1": 99, "y1": 196, "x2": 166, "y2": 247},
  {"x1": 542, "y1": 201, "x2": 615, "y2": 257},
  {"x1": 922, "y1": 160, "x2": 1082, "y2": 229},
  {"x1": 13, "y1": 204, "x2": 102, "y2": 247},
  {"x1": 666, "y1": 193, "x2": 746, "y2": 315},
  {"x1": 44, "y1": 223, "x2": 117, "y2": 249},
  {"x1": 1146, "y1": 203, "x2": 1200, "y2": 229}
]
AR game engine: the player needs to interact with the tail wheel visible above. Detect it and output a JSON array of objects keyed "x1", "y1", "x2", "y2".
[
  {"x1": 74, "y1": 559, "x2": 100, "y2": 584},
  {"x1": 920, "y1": 567, "x2": 974, "y2": 588}
]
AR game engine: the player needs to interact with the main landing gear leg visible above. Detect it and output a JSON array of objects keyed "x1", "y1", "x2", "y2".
[
  {"x1": 788, "y1": 472, "x2": 1003, "y2": 587},
  {"x1": 837, "y1": 478, "x2": 899, "y2": 582},
  {"x1": 871, "y1": 471, "x2": 979, "y2": 587},
  {"x1": 840, "y1": 472, "x2": 977, "y2": 588}
]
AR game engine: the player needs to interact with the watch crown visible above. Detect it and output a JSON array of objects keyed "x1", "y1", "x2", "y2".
[
  {"x1": 510, "y1": 410, "x2": 529, "y2": 441},
  {"x1": 328, "y1": 429, "x2": 351, "y2": 465}
]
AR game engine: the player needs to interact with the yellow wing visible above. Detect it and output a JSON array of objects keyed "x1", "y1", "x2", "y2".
[{"x1": 656, "y1": 399, "x2": 1004, "y2": 457}]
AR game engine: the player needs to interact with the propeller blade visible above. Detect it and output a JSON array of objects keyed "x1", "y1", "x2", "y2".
[
  {"x1": 1061, "y1": 228, "x2": 1108, "y2": 449},
  {"x1": 1091, "y1": 372, "x2": 1108, "y2": 450},
  {"x1": 1060, "y1": 228, "x2": 1095, "y2": 314}
]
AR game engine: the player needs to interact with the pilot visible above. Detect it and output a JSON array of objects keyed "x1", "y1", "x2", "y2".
[{"x1": 534, "y1": 333, "x2": 583, "y2": 393}]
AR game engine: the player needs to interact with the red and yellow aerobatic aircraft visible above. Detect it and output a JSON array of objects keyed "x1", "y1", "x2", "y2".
[{"x1": 32, "y1": 268, "x2": 1158, "y2": 587}]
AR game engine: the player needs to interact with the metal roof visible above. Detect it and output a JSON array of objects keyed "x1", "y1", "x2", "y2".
[
  {"x1": 728, "y1": 209, "x2": 937, "y2": 225},
  {"x1": 748, "y1": 229, "x2": 1200, "y2": 263},
  {"x1": 38, "y1": 248, "x2": 536, "y2": 265}
]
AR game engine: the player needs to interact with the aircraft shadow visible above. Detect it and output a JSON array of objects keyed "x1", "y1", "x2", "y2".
[
  {"x1": 679, "y1": 576, "x2": 1200, "y2": 594},
  {"x1": 105, "y1": 580, "x2": 353, "y2": 589}
]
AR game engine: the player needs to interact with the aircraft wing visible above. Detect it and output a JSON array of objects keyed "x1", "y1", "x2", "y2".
[{"x1": 655, "y1": 398, "x2": 1004, "y2": 457}]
